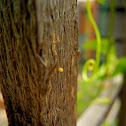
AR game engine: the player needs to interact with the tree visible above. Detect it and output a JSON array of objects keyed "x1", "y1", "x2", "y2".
[
  {"x1": 119, "y1": 76, "x2": 126, "y2": 126},
  {"x1": 0, "y1": 0, "x2": 78, "y2": 125}
]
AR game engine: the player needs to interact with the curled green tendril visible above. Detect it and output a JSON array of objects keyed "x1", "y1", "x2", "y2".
[{"x1": 82, "y1": 0, "x2": 101, "y2": 81}]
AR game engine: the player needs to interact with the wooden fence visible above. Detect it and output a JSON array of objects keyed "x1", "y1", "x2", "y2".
[{"x1": 77, "y1": 75, "x2": 123, "y2": 126}]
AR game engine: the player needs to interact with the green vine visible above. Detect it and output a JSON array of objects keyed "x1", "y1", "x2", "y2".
[{"x1": 82, "y1": 0, "x2": 101, "y2": 81}]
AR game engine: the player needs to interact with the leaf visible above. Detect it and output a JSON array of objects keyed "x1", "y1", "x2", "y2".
[
  {"x1": 105, "y1": 44, "x2": 118, "y2": 76},
  {"x1": 82, "y1": 38, "x2": 109, "y2": 54},
  {"x1": 91, "y1": 97, "x2": 111, "y2": 104},
  {"x1": 93, "y1": 64, "x2": 107, "y2": 79},
  {"x1": 112, "y1": 57, "x2": 126, "y2": 76},
  {"x1": 101, "y1": 122, "x2": 111, "y2": 126},
  {"x1": 96, "y1": 0, "x2": 105, "y2": 4}
]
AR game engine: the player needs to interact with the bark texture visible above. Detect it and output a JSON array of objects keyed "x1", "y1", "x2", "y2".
[{"x1": 0, "y1": 0, "x2": 78, "y2": 125}]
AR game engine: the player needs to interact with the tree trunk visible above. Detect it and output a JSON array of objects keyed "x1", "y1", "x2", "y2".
[
  {"x1": 118, "y1": 7, "x2": 126, "y2": 126},
  {"x1": 0, "y1": 0, "x2": 78, "y2": 125},
  {"x1": 119, "y1": 76, "x2": 126, "y2": 126}
]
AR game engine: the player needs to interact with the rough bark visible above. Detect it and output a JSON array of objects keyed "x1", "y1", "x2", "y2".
[{"x1": 0, "y1": 0, "x2": 78, "y2": 126}]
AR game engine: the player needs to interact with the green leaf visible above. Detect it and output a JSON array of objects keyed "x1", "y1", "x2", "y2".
[
  {"x1": 82, "y1": 38, "x2": 109, "y2": 54},
  {"x1": 91, "y1": 97, "x2": 111, "y2": 104},
  {"x1": 101, "y1": 122, "x2": 111, "y2": 126},
  {"x1": 96, "y1": 0, "x2": 105, "y2": 4},
  {"x1": 112, "y1": 57, "x2": 126, "y2": 76}
]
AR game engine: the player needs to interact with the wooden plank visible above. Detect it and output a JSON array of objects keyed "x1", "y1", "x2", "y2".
[
  {"x1": 102, "y1": 98, "x2": 120, "y2": 125},
  {"x1": 77, "y1": 75, "x2": 123, "y2": 126},
  {"x1": 0, "y1": 92, "x2": 5, "y2": 109},
  {"x1": 0, "y1": 108, "x2": 8, "y2": 126},
  {"x1": 0, "y1": 92, "x2": 8, "y2": 126}
]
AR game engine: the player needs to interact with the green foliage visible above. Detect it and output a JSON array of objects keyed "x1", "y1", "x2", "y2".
[
  {"x1": 77, "y1": 0, "x2": 126, "y2": 119},
  {"x1": 82, "y1": 38, "x2": 113, "y2": 54},
  {"x1": 82, "y1": 0, "x2": 117, "y2": 82},
  {"x1": 102, "y1": 118, "x2": 119, "y2": 126},
  {"x1": 91, "y1": 97, "x2": 111, "y2": 104},
  {"x1": 77, "y1": 79, "x2": 102, "y2": 117},
  {"x1": 82, "y1": 0, "x2": 101, "y2": 81},
  {"x1": 102, "y1": 122, "x2": 111, "y2": 126},
  {"x1": 112, "y1": 57, "x2": 126, "y2": 76},
  {"x1": 96, "y1": 0, "x2": 105, "y2": 4},
  {"x1": 82, "y1": 37, "x2": 126, "y2": 80}
]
